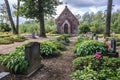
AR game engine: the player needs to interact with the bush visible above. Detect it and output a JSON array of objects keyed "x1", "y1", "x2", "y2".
[
  {"x1": 117, "y1": 42, "x2": 120, "y2": 46},
  {"x1": 1, "y1": 46, "x2": 28, "y2": 73},
  {"x1": 98, "y1": 35, "x2": 104, "y2": 38},
  {"x1": 40, "y1": 41, "x2": 60, "y2": 56},
  {"x1": 71, "y1": 64, "x2": 120, "y2": 80},
  {"x1": 0, "y1": 37, "x2": 14, "y2": 44},
  {"x1": 45, "y1": 25, "x2": 56, "y2": 34},
  {"x1": 56, "y1": 34, "x2": 70, "y2": 45},
  {"x1": 0, "y1": 36, "x2": 26, "y2": 44},
  {"x1": 74, "y1": 40, "x2": 107, "y2": 56},
  {"x1": 71, "y1": 64, "x2": 98, "y2": 80},
  {"x1": 74, "y1": 37, "x2": 91, "y2": 45},
  {"x1": 52, "y1": 40, "x2": 67, "y2": 51},
  {"x1": 73, "y1": 38, "x2": 91, "y2": 53},
  {"x1": 72, "y1": 56, "x2": 120, "y2": 80},
  {"x1": 79, "y1": 23, "x2": 90, "y2": 34},
  {"x1": 19, "y1": 22, "x2": 40, "y2": 33},
  {"x1": 0, "y1": 23, "x2": 11, "y2": 32},
  {"x1": 73, "y1": 56, "x2": 120, "y2": 71},
  {"x1": 13, "y1": 36, "x2": 26, "y2": 42}
]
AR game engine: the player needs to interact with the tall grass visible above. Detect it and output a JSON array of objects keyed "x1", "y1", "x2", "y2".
[
  {"x1": 19, "y1": 22, "x2": 39, "y2": 33},
  {"x1": 19, "y1": 21, "x2": 57, "y2": 34}
]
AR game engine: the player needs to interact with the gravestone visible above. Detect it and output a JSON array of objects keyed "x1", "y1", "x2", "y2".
[
  {"x1": 0, "y1": 72, "x2": 11, "y2": 80},
  {"x1": 32, "y1": 32, "x2": 35, "y2": 38},
  {"x1": 81, "y1": 33, "x2": 84, "y2": 38},
  {"x1": 95, "y1": 35, "x2": 98, "y2": 40},
  {"x1": 25, "y1": 42, "x2": 42, "y2": 76},
  {"x1": 88, "y1": 32, "x2": 93, "y2": 39},
  {"x1": 111, "y1": 38, "x2": 116, "y2": 53}
]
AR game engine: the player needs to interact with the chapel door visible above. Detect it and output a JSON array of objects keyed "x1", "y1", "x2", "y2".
[{"x1": 64, "y1": 23, "x2": 68, "y2": 34}]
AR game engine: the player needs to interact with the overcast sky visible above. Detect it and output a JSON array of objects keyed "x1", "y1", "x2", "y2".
[
  {"x1": 56, "y1": 0, "x2": 120, "y2": 17},
  {"x1": 0, "y1": 0, "x2": 120, "y2": 23}
]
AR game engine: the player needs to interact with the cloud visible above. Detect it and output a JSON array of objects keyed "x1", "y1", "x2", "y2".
[
  {"x1": 89, "y1": 7, "x2": 98, "y2": 13},
  {"x1": 65, "y1": 0, "x2": 107, "y2": 8},
  {"x1": 8, "y1": 0, "x2": 17, "y2": 4},
  {"x1": 64, "y1": 0, "x2": 120, "y2": 8}
]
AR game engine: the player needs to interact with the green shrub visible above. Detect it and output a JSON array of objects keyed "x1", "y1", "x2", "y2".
[
  {"x1": 72, "y1": 56, "x2": 120, "y2": 80},
  {"x1": 71, "y1": 64, "x2": 98, "y2": 80},
  {"x1": 0, "y1": 23, "x2": 11, "y2": 32},
  {"x1": 0, "y1": 37, "x2": 14, "y2": 44},
  {"x1": 74, "y1": 40, "x2": 107, "y2": 56},
  {"x1": 115, "y1": 37, "x2": 120, "y2": 42},
  {"x1": 19, "y1": 22, "x2": 39, "y2": 33},
  {"x1": 13, "y1": 36, "x2": 26, "y2": 42},
  {"x1": 45, "y1": 25, "x2": 56, "y2": 34},
  {"x1": 98, "y1": 35, "x2": 104, "y2": 38},
  {"x1": 105, "y1": 37, "x2": 112, "y2": 41},
  {"x1": 71, "y1": 64, "x2": 120, "y2": 80},
  {"x1": 40, "y1": 41, "x2": 60, "y2": 56},
  {"x1": 74, "y1": 38, "x2": 91, "y2": 45},
  {"x1": 52, "y1": 40, "x2": 67, "y2": 51},
  {"x1": 79, "y1": 23, "x2": 91, "y2": 34},
  {"x1": 1, "y1": 46, "x2": 28, "y2": 73},
  {"x1": 73, "y1": 56, "x2": 120, "y2": 71},
  {"x1": 56, "y1": 34, "x2": 70, "y2": 45},
  {"x1": 0, "y1": 36, "x2": 26, "y2": 44},
  {"x1": 117, "y1": 42, "x2": 120, "y2": 46},
  {"x1": 73, "y1": 38, "x2": 92, "y2": 53}
]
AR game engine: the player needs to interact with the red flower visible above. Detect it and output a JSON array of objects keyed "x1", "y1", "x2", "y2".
[
  {"x1": 105, "y1": 43, "x2": 110, "y2": 49},
  {"x1": 94, "y1": 52, "x2": 103, "y2": 60}
]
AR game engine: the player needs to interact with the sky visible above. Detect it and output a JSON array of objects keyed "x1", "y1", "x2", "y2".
[
  {"x1": 56, "y1": 0, "x2": 120, "y2": 17},
  {"x1": 0, "y1": 0, "x2": 120, "y2": 23}
]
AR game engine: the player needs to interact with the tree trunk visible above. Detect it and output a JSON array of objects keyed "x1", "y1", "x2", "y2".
[
  {"x1": 16, "y1": 0, "x2": 20, "y2": 34},
  {"x1": 38, "y1": 0, "x2": 46, "y2": 37},
  {"x1": 105, "y1": 0, "x2": 113, "y2": 37},
  {"x1": 4, "y1": 0, "x2": 17, "y2": 34},
  {"x1": 39, "y1": 15, "x2": 46, "y2": 37}
]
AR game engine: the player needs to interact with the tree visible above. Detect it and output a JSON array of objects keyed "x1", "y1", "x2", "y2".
[
  {"x1": 4, "y1": 0, "x2": 17, "y2": 34},
  {"x1": 105, "y1": 0, "x2": 113, "y2": 37},
  {"x1": 111, "y1": 11, "x2": 120, "y2": 33},
  {"x1": 19, "y1": 0, "x2": 61, "y2": 37},
  {"x1": 16, "y1": 0, "x2": 20, "y2": 34},
  {"x1": 79, "y1": 22, "x2": 90, "y2": 34}
]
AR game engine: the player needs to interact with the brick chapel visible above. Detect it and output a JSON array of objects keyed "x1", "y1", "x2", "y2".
[{"x1": 55, "y1": 6, "x2": 79, "y2": 34}]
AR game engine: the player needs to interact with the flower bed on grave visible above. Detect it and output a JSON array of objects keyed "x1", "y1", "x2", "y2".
[
  {"x1": 0, "y1": 46, "x2": 28, "y2": 73},
  {"x1": 73, "y1": 38, "x2": 108, "y2": 56},
  {"x1": 0, "y1": 35, "x2": 27, "y2": 45},
  {"x1": 71, "y1": 55, "x2": 120, "y2": 80},
  {"x1": 71, "y1": 37, "x2": 120, "y2": 80}
]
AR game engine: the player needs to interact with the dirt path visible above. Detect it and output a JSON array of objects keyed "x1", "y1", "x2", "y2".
[
  {"x1": 0, "y1": 36, "x2": 57, "y2": 54},
  {"x1": 15, "y1": 36, "x2": 77, "y2": 80}
]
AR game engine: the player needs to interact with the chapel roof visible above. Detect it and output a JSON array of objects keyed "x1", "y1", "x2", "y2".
[{"x1": 56, "y1": 6, "x2": 79, "y2": 25}]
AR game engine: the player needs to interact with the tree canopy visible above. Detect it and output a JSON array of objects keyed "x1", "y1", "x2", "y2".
[
  {"x1": 19, "y1": 0, "x2": 61, "y2": 18},
  {"x1": 19, "y1": 0, "x2": 61, "y2": 37}
]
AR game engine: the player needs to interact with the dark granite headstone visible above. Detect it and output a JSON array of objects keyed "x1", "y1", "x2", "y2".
[
  {"x1": 111, "y1": 38, "x2": 116, "y2": 53},
  {"x1": 25, "y1": 42, "x2": 41, "y2": 76}
]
